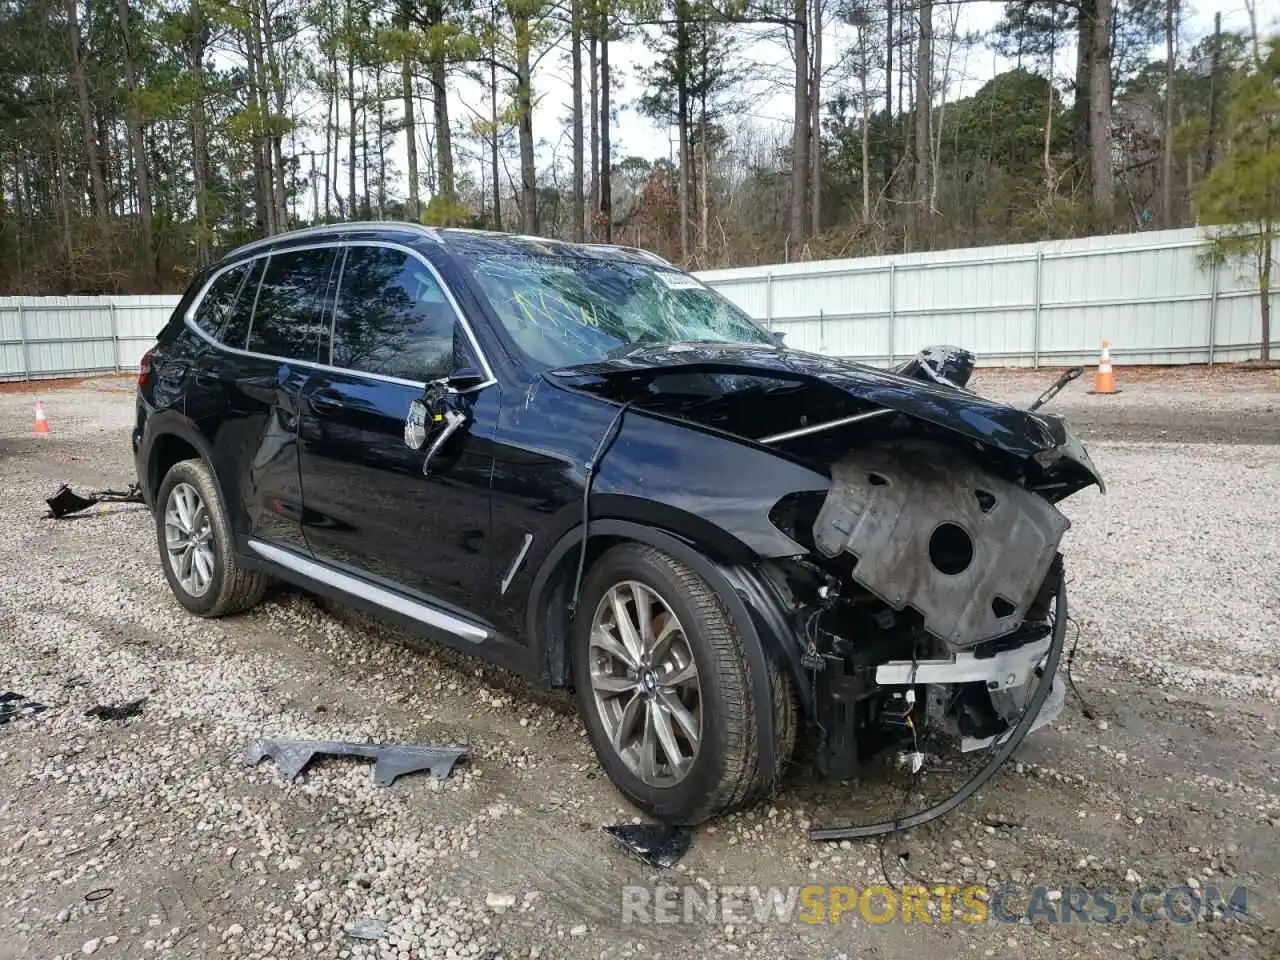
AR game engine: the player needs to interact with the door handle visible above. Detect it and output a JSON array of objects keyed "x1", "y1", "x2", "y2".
[{"x1": 308, "y1": 390, "x2": 345, "y2": 415}]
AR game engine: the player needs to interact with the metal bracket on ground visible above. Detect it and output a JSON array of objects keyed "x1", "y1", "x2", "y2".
[{"x1": 244, "y1": 739, "x2": 471, "y2": 785}]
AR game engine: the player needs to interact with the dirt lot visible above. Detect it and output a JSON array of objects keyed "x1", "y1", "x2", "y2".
[{"x1": 1, "y1": 367, "x2": 1277, "y2": 960}]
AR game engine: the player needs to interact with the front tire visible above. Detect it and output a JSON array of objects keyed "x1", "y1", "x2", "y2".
[
  {"x1": 155, "y1": 458, "x2": 268, "y2": 617},
  {"x1": 572, "y1": 542, "x2": 795, "y2": 824}
]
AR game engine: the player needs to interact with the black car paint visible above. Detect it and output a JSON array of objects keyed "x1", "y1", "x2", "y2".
[{"x1": 134, "y1": 225, "x2": 1098, "y2": 727}]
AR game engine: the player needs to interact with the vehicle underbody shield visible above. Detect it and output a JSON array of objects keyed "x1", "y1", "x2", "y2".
[{"x1": 813, "y1": 443, "x2": 1070, "y2": 648}]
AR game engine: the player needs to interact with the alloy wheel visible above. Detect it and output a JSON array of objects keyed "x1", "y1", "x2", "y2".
[
  {"x1": 164, "y1": 482, "x2": 215, "y2": 597},
  {"x1": 588, "y1": 580, "x2": 703, "y2": 787}
]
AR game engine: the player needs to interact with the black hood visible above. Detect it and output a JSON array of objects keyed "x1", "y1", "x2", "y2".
[{"x1": 549, "y1": 342, "x2": 1103, "y2": 493}]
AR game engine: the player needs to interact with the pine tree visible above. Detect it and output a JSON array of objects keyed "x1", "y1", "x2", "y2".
[{"x1": 1197, "y1": 38, "x2": 1279, "y2": 362}]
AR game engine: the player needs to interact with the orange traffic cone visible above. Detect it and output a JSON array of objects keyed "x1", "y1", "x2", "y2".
[
  {"x1": 33, "y1": 399, "x2": 49, "y2": 436},
  {"x1": 1090, "y1": 340, "x2": 1119, "y2": 395}
]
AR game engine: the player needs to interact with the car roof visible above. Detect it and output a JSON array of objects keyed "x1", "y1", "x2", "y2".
[{"x1": 223, "y1": 222, "x2": 672, "y2": 268}]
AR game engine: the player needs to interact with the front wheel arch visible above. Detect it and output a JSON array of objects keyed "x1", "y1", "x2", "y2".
[{"x1": 526, "y1": 520, "x2": 780, "y2": 781}]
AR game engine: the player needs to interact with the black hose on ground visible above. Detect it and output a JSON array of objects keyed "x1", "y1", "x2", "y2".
[{"x1": 809, "y1": 578, "x2": 1068, "y2": 841}]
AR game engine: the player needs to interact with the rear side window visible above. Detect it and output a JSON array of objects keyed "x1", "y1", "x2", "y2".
[
  {"x1": 220, "y1": 258, "x2": 265, "y2": 349},
  {"x1": 246, "y1": 248, "x2": 336, "y2": 362},
  {"x1": 191, "y1": 264, "x2": 249, "y2": 341}
]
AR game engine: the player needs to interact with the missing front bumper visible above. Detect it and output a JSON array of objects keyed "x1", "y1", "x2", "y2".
[{"x1": 876, "y1": 636, "x2": 1064, "y2": 750}]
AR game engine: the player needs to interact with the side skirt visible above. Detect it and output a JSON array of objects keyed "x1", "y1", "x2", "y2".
[{"x1": 243, "y1": 539, "x2": 541, "y2": 682}]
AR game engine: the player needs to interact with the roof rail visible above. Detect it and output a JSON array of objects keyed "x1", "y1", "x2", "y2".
[
  {"x1": 430, "y1": 226, "x2": 672, "y2": 267},
  {"x1": 227, "y1": 221, "x2": 441, "y2": 258}
]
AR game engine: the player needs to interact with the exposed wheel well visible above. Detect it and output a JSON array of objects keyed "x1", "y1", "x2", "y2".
[
  {"x1": 537, "y1": 533, "x2": 625, "y2": 687},
  {"x1": 148, "y1": 433, "x2": 201, "y2": 502}
]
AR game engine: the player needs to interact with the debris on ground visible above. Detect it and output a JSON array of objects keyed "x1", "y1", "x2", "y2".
[
  {"x1": 46, "y1": 482, "x2": 144, "y2": 519},
  {"x1": 83, "y1": 698, "x2": 147, "y2": 721},
  {"x1": 343, "y1": 918, "x2": 389, "y2": 940},
  {"x1": 244, "y1": 738, "x2": 471, "y2": 785},
  {"x1": 602, "y1": 823, "x2": 693, "y2": 869},
  {"x1": 0, "y1": 692, "x2": 48, "y2": 726}
]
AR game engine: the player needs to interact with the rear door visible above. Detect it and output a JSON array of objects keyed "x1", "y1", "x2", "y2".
[
  {"x1": 186, "y1": 245, "x2": 337, "y2": 555},
  {"x1": 296, "y1": 242, "x2": 500, "y2": 618}
]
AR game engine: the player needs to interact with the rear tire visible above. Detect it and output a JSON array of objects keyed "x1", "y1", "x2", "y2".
[
  {"x1": 572, "y1": 542, "x2": 796, "y2": 824},
  {"x1": 155, "y1": 458, "x2": 268, "y2": 617}
]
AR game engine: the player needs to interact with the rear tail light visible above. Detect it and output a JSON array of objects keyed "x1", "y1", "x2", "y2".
[{"x1": 138, "y1": 347, "x2": 156, "y2": 388}]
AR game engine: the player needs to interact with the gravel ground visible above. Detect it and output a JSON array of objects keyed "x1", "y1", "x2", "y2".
[{"x1": 1, "y1": 368, "x2": 1277, "y2": 960}]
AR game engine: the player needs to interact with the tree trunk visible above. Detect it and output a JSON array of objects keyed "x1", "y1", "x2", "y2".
[
  {"x1": 570, "y1": 0, "x2": 585, "y2": 241},
  {"x1": 1260, "y1": 226, "x2": 1272, "y2": 362},
  {"x1": 1089, "y1": 0, "x2": 1114, "y2": 211},
  {"x1": 376, "y1": 66, "x2": 387, "y2": 216},
  {"x1": 1074, "y1": 0, "x2": 1095, "y2": 173},
  {"x1": 809, "y1": 0, "x2": 822, "y2": 236},
  {"x1": 118, "y1": 0, "x2": 155, "y2": 286},
  {"x1": 245, "y1": 3, "x2": 272, "y2": 234},
  {"x1": 1044, "y1": 6, "x2": 1056, "y2": 197},
  {"x1": 346, "y1": 0, "x2": 357, "y2": 220},
  {"x1": 588, "y1": 32, "x2": 599, "y2": 236},
  {"x1": 403, "y1": 56, "x2": 419, "y2": 219},
  {"x1": 53, "y1": 120, "x2": 75, "y2": 281},
  {"x1": 1161, "y1": 0, "x2": 1175, "y2": 226},
  {"x1": 490, "y1": 11, "x2": 501, "y2": 230},
  {"x1": 327, "y1": 0, "x2": 341, "y2": 219},
  {"x1": 361, "y1": 79, "x2": 371, "y2": 217},
  {"x1": 599, "y1": 7, "x2": 612, "y2": 242},
  {"x1": 260, "y1": 0, "x2": 289, "y2": 230},
  {"x1": 432, "y1": 56, "x2": 454, "y2": 198},
  {"x1": 900, "y1": 0, "x2": 912, "y2": 214},
  {"x1": 789, "y1": 0, "x2": 808, "y2": 241},
  {"x1": 860, "y1": 25, "x2": 870, "y2": 223},
  {"x1": 68, "y1": 0, "x2": 107, "y2": 230},
  {"x1": 698, "y1": 99, "x2": 709, "y2": 260},
  {"x1": 1205, "y1": 11, "x2": 1221, "y2": 174},
  {"x1": 914, "y1": 0, "x2": 932, "y2": 231},
  {"x1": 883, "y1": 0, "x2": 893, "y2": 195},
  {"x1": 515, "y1": 10, "x2": 537, "y2": 232},
  {"x1": 187, "y1": 5, "x2": 210, "y2": 266},
  {"x1": 675, "y1": 5, "x2": 690, "y2": 262}
]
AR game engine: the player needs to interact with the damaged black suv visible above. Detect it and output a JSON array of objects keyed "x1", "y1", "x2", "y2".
[{"x1": 134, "y1": 223, "x2": 1102, "y2": 828}]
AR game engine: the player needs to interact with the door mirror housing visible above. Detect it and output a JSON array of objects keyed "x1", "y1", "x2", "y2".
[{"x1": 446, "y1": 366, "x2": 487, "y2": 391}]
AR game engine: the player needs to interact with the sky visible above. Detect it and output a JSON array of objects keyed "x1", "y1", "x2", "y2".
[{"x1": 285, "y1": 0, "x2": 1274, "y2": 212}]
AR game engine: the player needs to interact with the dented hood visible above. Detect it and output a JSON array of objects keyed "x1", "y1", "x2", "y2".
[{"x1": 550, "y1": 342, "x2": 1103, "y2": 491}]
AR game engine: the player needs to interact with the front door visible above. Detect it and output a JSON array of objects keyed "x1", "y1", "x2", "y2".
[{"x1": 296, "y1": 242, "x2": 499, "y2": 620}]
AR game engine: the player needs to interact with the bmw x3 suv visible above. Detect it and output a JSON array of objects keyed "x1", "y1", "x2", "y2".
[{"x1": 134, "y1": 223, "x2": 1102, "y2": 828}]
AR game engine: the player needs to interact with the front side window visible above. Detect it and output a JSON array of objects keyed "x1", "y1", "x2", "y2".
[
  {"x1": 464, "y1": 254, "x2": 771, "y2": 368},
  {"x1": 192, "y1": 263, "x2": 249, "y2": 342},
  {"x1": 246, "y1": 247, "x2": 336, "y2": 362},
  {"x1": 331, "y1": 246, "x2": 458, "y2": 381}
]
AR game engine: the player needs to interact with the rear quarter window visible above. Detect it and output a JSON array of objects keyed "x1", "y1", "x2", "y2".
[
  {"x1": 219, "y1": 258, "x2": 266, "y2": 350},
  {"x1": 190, "y1": 263, "x2": 250, "y2": 342}
]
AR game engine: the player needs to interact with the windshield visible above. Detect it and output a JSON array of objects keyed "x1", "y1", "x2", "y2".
[{"x1": 464, "y1": 252, "x2": 773, "y2": 368}]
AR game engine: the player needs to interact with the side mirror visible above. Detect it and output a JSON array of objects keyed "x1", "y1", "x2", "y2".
[
  {"x1": 446, "y1": 366, "x2": 487, "y2": 391},
  {"x1": 769, "y1": 330, "x2": 786, "y2": 347}
]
